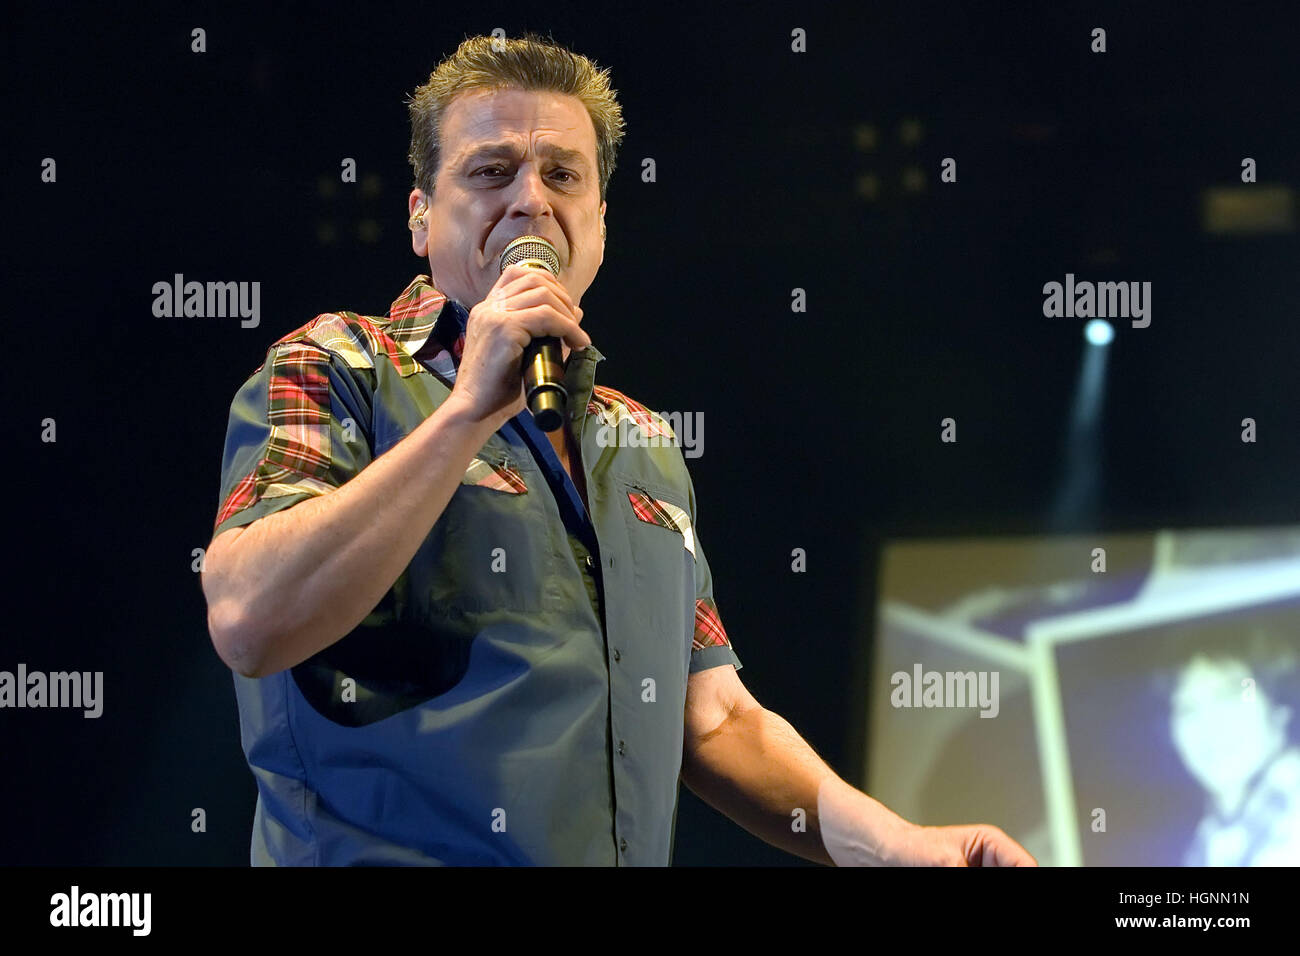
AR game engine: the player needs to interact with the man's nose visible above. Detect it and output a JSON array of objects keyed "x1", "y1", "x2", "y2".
[{"x1": 508, "y1": 164, "x2": 551, "y2": 219}]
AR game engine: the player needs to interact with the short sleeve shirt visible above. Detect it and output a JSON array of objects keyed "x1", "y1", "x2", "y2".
[{"x1": 211, "y1": 275, "x2": 741, "y2": 865}]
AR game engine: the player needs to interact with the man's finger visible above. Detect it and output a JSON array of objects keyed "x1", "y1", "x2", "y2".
[{"x1": 499, "y1": 263, "x2": 577, "y2": 313}]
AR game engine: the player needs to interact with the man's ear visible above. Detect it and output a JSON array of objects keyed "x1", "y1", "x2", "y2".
[
  {"x1": 599, "y1": 199, "x2": 607, "y2": 241},
  {"x1": 409, "y1": 190, "x2": 430, "y2": 255}
]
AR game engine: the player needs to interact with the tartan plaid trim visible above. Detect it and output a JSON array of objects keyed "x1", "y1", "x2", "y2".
[
  {"x1": 265, "y1": 342, "x2": 332, "y2": 477},
  {"x1": 289, "y1": 313, "x2": 374, "y2": 371},
  {"x1": 255, "y1": 290, "x2": 443, "y2": 380},
  {"x1": 388, "y1": 275, "x2": 445, "y2": 323},
  {"x1": 626, "y1": 488, "x2": 696, "y2": 558},
  {"x1": 588, "y1": 386, "x2": 676, "y2": 439},
  {"x1": 462, "y1": 456, "x2": 528, "y2": 494},
  {"x1": 385, "y1": 274, "x2": 448, "y2": 365},
  {"x1": 213, "y1": 341, "x2": 338, "y2": 532},
  {"x1": 693, "y1": 596, "x2": 731, "y2": 651},
  {"x1": 213, "y1": 466, "x2": 337, "y2": 531},
  {"x1": 285, "y1": 311, "x2": 423, "y2": 378}
]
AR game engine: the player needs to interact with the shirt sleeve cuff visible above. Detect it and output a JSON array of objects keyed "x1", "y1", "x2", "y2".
[{"x1": 689, "y1": 644, "x2": 742, "y2": 674}]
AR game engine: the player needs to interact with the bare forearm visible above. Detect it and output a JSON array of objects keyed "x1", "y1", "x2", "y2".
[
  {"x1": 203, "y1": 394, "x2": 496, "y2": 677},
  {"x1": 680, "y1": 706, "x2": 913, "y2": 865}
]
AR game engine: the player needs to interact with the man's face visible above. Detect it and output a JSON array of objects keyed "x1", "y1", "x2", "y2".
[
  {"x1": 409, "y1": 87, "x2": 606, "y2": 309},
  {"x1": 1170, "y1": 655, "x2": 1288, "y2": 793}
]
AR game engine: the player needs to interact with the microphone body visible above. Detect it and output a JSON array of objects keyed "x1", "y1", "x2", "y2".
[{"x1": 498, "y1": 235, "x2": 566, "y2": 432}]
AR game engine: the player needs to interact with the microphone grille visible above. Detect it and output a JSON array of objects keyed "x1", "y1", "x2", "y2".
[{"x1": 499, "y1": 236, "x2": 560, "y2": 277}]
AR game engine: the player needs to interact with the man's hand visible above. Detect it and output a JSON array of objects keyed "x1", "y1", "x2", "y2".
[
  {"x1": 889, "y1": 822, "x2": 1038, "y2": 867},
  {"x1": 451, "y1": 263, "x2": 591, "y2": 431},
  {"x1": 814, "y1": 774, "x2": 1036, "y2": 867}
]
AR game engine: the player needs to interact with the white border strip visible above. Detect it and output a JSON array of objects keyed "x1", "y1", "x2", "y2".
[{"x1": 880, "y1": 601, "x2": 1032, "y2": 671}]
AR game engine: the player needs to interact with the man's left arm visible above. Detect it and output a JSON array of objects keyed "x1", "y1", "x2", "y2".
[{"x1": 680, "y1": 664, "x2": 1038, "y2": 866}]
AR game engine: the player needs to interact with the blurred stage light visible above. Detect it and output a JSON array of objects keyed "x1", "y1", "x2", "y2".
[
  {"x1": 1201, "y1": 186, "x2": 1295, "y2": 235},
  {"x1": 1085, "y1": 319, "x2": 1114, "y2": 346}
]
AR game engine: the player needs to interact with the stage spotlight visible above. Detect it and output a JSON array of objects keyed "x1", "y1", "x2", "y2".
[
  {"x1": 1084, "y1": 319, "x2": 1114, "y2": 346},
  {"x1": 1051, "y1": 320, "x2": 1113, "y2": 531}
]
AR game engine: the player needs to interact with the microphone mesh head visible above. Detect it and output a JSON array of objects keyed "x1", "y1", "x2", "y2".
[{"x1": 499, "y1": 236, "x2": 560, "y2": 277}]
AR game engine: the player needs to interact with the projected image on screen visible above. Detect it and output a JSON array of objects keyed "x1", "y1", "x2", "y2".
[
  {"x1": 1170, "y1": 636, "x2": 1299, "y2": 865},
  {"x1": 865, "y1": 526, "x2": 1300, "y2": 866}
]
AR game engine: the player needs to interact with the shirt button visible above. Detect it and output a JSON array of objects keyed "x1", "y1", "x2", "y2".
[
  {"x1": 619, "y1": 837, "x2": 628, "y2": 852},
  {"x1": 617, "y1": 740, "x2": 626, "y2": 755},
  {"x1": 585, "y1": 555, "x2": 594, "y2": 569},
  {"x1": 613, "y1": 648, "x2": 621, "y2": 662}
]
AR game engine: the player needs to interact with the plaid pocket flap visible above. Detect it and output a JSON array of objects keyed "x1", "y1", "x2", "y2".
[
  {"x1": 626, "y1": 488, "x2": 696, "y2": 558},
  {"x1": 462, "y1": 455, "x2": 528, "y2": 493}
]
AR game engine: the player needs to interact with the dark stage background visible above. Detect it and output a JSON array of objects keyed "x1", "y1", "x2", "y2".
[{"x1": 5, "y1": 1, "x2": 1299, "y2": 865}]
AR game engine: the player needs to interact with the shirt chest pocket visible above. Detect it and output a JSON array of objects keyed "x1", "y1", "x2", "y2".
[
  {"x1": 410, "y1": 446, "x2": 552, "y2": 617},
  {"x1": 618, "y1": 477, "x2": 696, "y2": 671}
]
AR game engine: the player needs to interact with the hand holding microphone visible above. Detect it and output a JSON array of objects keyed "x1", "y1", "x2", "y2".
[
  {"x1": 450, "y1": 236, "x2": 590, "y2": 434},
  {"x1": 499, "y1": 236, "x2": 569, "y2": 432}
]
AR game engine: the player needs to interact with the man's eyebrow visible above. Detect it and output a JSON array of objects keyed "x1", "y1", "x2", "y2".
[{"x1": 457, "y1": 142, "x2": 590, "y2": 168}]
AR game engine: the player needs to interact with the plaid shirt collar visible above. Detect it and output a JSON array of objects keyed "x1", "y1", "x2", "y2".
[{"x1": 384, "y1": 274, "x2": 605, "y2": 369}]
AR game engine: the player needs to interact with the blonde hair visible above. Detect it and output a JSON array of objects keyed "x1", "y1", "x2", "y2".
[{"x1": 406, "y1": 32, "x2": 626, "y2": 202}]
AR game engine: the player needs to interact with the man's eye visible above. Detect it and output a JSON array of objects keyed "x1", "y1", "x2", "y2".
[{"x1": 472, "y1": 166, "x2": 573, "y2": 183}]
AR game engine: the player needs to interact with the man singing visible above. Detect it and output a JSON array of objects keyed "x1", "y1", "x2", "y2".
[{"x1": 201, "y1": 32, "x2": 1035, "y2": 867}]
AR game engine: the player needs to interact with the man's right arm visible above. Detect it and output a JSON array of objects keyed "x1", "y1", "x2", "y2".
[{"x1": 201, "y1": 392, "x2": 496, "y2": 679}]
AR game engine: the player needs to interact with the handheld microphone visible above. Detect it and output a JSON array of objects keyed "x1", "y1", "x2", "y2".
[{"x1": 498, "y1": 235, "x2": 567, "y2": 433}]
